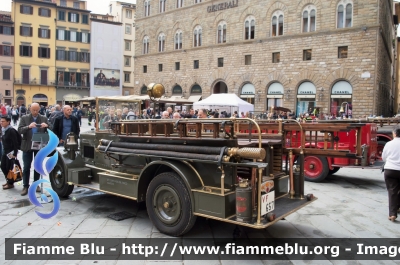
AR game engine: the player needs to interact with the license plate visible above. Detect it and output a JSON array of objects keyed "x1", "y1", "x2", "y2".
[{"x1": 261, "y1": 190, "x2": 275, "y2": 216}]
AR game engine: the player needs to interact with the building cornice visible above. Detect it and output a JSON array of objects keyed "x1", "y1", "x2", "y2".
[{"x1": 90, "y1": 18, "x2": 122, "y2": 25}]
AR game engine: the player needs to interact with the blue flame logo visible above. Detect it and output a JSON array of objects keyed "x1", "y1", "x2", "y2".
[{"x1": 29, "y1": 130, "x2": 60, "y2": 219}]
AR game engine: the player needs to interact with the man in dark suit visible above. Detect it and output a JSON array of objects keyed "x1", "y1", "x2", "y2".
[
  {"x1": 18, "y1": 103, "x2": 49, "y2": 196},
  {"x1": 53, "y1": 105, "x2": 80, "y2": 146}
]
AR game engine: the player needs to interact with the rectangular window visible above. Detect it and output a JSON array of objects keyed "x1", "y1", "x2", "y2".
[
  {"x1": 21, "y1": 5, "x2": 33, "y2": 14},
  {"x1": 2, "y1": 69, "x2": 10, "y2": 80},
  {"x1": 20, "y1": 26, "x2": 32, "y2": 36},
  {"x1": 22, "y1": 68, "x2": 30, "y2": 84},
  {"x1": 245, "y1": 55, "x2": 251, "y2": 65},
  {"x1": 338, "y1": 46, "x2": 348, "y2": 58},
  {"x1": 125, "y1": 40, "x2": 131, "y2": 51},
  {"x1": 38, "y1": 47, "x2": 50, "y2": 58},
  {"x1": 158, "y1": 64, "x2": 163, "y2": 72},
  {"x1": 82, "y1": 14, "x2": 89, "y2": 24},
  {"x1": 2, "y1": 26, "x2": 13, "y2": 35},
  {"x1": 175, "y1": 62, "x2": 180, "y2": 70},
  {"x1": 80, "y1": 52, "x2": 89, "y2": 62},
  {"x1": 39, "y1": 28, "x2": 50, "y2": 38},
  {"x1": 82, "y1": 32, "x2": 88, "y2": 43},
  {"x1": 143, "y1": 65, "x2": 147, "y2": 73},
  {"x1": 70, "y1": 31, "x2": 77, "y2": 42},
  {"x1": 69, "y1": 12, "x2": 79, "y2": 22},
  {"x1": 19, "y1": 45, "x2": 32, "y2": 57},
  {"x1": 124, "y1": 72, "x2": 130, "y2": 82},
  {"x1": 69, "y1": 51, "x2": 77, "y2": 61},
  {"x1": 303, "y1": 49, "x2": 312, "y2": 61},
  {"x1": 272, "y1": 52, "x2": 280, "y2": 63},
  {"x1": 194, "y1": 60, "x2": 199, "y2": 69},
  {"x1": 57, "y1": 29, "x2": 65, "y2": 40},
  {"x1": 124, "y1": 56, "x2": 131, "y2": 66},
  {"x1": 1, "y1": 46, "x2": 13, "y2": 56},
  {"x1": 126, "y1": 10, "x2": 132, "y2": 18},
  {"x1": 56, "y1": 50, "x2": 65, "y2": 60},
  {"x1": 5, "y1": 90, "x2": 10, "y2": 96},
  {"x1": 125, "y1": 24, "x2": 131, "y2": 34},
  {"x1": 60, "y1": 0, "x2": 67, "y2": 7},
  {"x1": 40, "y1": 69, "x2": 47, "y2": 85},
  {"x1": 58, "y1": 11, "x2": 65, "y2": 20},
  {"x1": 73, "y1": 2, "x2": 80, "y2": 9},
  {"x1": 218, "y1": 57, "x2": 224, "y2": 67},
  {"x1": 39, "y1": 8, "x2": 50, "y2": 17}
]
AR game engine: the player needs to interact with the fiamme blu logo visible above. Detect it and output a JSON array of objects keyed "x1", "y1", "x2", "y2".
[{"x1": 29, "y1": 130, "x2": 61, "y2": 219}]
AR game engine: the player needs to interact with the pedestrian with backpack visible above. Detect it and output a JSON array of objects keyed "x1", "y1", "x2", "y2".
[
  {"x1": 18, "y1": 103, "x2": 49, "y2": 196},
  {"x1": 19, "y1": 104, "x2": 27, "y2": 117}
]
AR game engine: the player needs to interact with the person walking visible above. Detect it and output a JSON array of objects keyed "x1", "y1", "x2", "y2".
[
  {"x1": 76, "y1": 106, "x2": 83, "y2": 126},
  {"x1": 1, "y1": 116, "x2": 20, "y2": 190},
  {"x1": 18, "y1": 103, "x2": 49, "y2": 196},
  {"x1": 11, "y1": 106, "x2": 19, "y2": 126},
  {"x1": 382, "y1": 124, "x2": 400, "y2": 222},
  {"x1": 53, "y1": 105, "x2": 80, "y2": 146}
]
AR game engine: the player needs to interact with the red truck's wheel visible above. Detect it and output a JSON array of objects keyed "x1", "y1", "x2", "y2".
[
  {"x1": 304, "y1": 156, "x2": 329, "y2": 182},
  {"x1": 376, "y1": 141, "x2": 387, "y2": 161},
  {"x1": 146, "y1": 172, "x2": 196, "y2": 236}
]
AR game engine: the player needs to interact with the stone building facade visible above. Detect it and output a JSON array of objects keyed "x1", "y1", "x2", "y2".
[{"x1": 134, "y1": 0, "x2": 396, "y2": 117}]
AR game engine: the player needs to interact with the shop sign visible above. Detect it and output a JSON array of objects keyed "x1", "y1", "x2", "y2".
[
  {"x1": 63, "y1": 94, "x2": 82, "y2": 101},
  {"x1": 207, "y1": 0, "x2": 238, "y2": 12},
  {"x1": 298, "y1": 91, "x2": 315, "y2": 94},
  {"x1": 332, "y1": 90, "x2": 351, "y2": 94}
]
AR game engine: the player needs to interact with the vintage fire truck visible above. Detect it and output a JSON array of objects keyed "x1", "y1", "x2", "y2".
[
  {"x1": 367, "y1": 117, "x2": 400, "y2": 160},
  {"x1": 48, "y1": 85, "x2": 324, "y2": 236}
]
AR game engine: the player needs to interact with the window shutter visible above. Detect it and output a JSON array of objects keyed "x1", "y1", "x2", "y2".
[
  {"x1": 56, "y1": 29, "x2": 58, "y2": 39},
  {"x1": 19, "y1": 45, "x2": 22, "y2": 56},
  {"x1": 38, "y1": 28, "x2": 41, "y2": 37},
  {"x1": 0, "y1": 45, "x2": 3, "y2": 55},
  {"x1": 38, "y1": 47, "x2": 40, "y2": 57},
  {"x1": 30, "y1": 27, "x2": 33, "y2": 36},
  {"x1": 76, "y1": 73, "x2": 81, "y2": 85},
  {"x1": 20, "y1": 5, "x2": 23, "y2": 13},
  {"x1": 11, "y1": 27, "x2": 14, "y2": 35},
  {"x1": 47, "y1": 48, "x2": 50, "y2": 58},
  {"x1": 68, "y1": 12, "x2": 71, "y2": 22},
  {"x1": 78, "y1": 32, "x2": 82, "y2": 42},
  {"x1": 66, "y1": 51, "x2": 69, "y2": 61},
  {"x1": 19, "y1": 26, "x2": 22, "y2": 36},
  {"x1": 38, "y1": 7, "x2": 41, "y2": 16},
  {"x1": 76, "y1": 14, "x2": 80, "y2": 23},
  {"x1": 48, "y1": 29, "x2": 51, "y2": 39},
  {"x1": 66, "y1": 30, "x2": 70, "y2": 41},
  {"x1": 0, "y1": 26, "x2": 3, "y2": 34},
  {"x1": 30, "y1": 6, "x2": 33, "y2": 14},
  {"x1": 88, "y1": 33, "x2": 90, "y2": 43},
  {"x1": 56, "y1": 50, "x2": 59, "y2": 60},
  {"x1": 48, "y1": 9, "x2": 51, "y2": 17},
  {"x1": 11, "y1": 46, "x2": 14, "y2": 56},
  {"x1": 29, "y1": 46, "x2": 32, "y2": 57}
]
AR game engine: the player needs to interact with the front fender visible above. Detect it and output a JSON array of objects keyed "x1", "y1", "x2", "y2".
[{"x1": 137, "y1": 160, "x2": 203, "y2": 205}]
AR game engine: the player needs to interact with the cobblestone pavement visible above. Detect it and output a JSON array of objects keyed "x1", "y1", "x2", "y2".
[{"x1": 0, "y1": 119, "x2": 399, "y2": 264}]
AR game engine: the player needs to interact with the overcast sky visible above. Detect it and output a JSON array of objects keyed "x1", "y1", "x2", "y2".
[{"x1": 0, "y1": 0, "x2": 136, "y2": 14}]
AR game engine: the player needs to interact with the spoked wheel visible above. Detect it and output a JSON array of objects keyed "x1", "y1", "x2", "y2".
[
  {"x1": 376, "y1": 141, "x2": 387, "y2": 161},
  {"x1": 49, "y1": 154, "x2": 74, "y2": 198},
  {"x1": 304, "y1": 155, "x2": 329, "y2": 182},
  {"x1": 146, "y1": 172, "x2": 196, "y2": 236}
]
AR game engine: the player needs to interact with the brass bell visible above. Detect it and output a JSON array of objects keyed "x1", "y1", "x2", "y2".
[
  {"x1": 147, "y1": 83, "x2": 165, "y2": 100},
  {"x1": 66, "y1": 134, "x2": 78, "y2": 146}
]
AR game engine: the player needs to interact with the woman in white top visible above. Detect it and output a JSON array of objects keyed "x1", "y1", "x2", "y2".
[{"x1": 382, "y1": 124, "x2": 400, "y2": 221}]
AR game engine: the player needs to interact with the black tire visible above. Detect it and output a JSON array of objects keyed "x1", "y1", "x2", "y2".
[
  {"x1": 146, "y1": 172, "x2": 196, "y2": 236},
  {"x1": 328, "y1": 167, "x2": 340, "y2": 175},
  {"x1": 376, "y1": 141, "x2": 387, "y2": 161},
  {"x1": 304, "y1": 155, "x2": 329, "y2": 182},
  {"x1": 49, "y1": 154, "x2": 74, "y2": 198}
]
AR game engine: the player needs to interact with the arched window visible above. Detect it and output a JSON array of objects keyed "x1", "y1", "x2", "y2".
[
  {"x1": 244, "y1": 16, "x2": 255, "y2": 40},
  {"x1": 217, "y1": 21, "x2": 226, "y2": 44},
  {"x1": 302, "y1": 5, "x2": 316, "y2": 32},
  {"x1": 193, "y1": 25, "x2": 202, "y2": 47},
  {"x1": 144, "y1": 0, "x2": 150, "y2": 17},
  {"x1": 177, "y1": 0, "x2": 183, "y2": 8},
  {"x1": 159, "y1": 0, "x2": 165, "y2": 13},
  {"x1": 158, "y1": 33, "x2": 165, "y2": 52},
  {"x1": 271, "y1": 11, "x2": 284, "y2": 36},
  {"x1": 337, "y1": 1, "x2": 352, "y2": 28},
  {"x1": 143, "y1": 36, "x2": 149, "y2": 54},
  {"x1": 174, "y1": 30, "x2": 182, "y2": 50}
]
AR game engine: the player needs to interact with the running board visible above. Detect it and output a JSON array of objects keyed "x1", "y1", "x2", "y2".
[{"x1": 73, "y1": 182, "x2": 138, "y2": 200}]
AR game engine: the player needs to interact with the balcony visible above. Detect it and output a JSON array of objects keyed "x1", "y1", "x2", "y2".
[
  {"x1": 14, "y1": 79, "x2": 57, "y2": 86},
  {"x1": 56, "y1": 80, "x2": 90, "y2": 89}
]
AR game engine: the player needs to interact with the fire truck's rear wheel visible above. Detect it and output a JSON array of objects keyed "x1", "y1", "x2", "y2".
[
  {"x1": 304, "y1": 156, "x2": 329, "y2": 182},
  {"x1": 146, "y1": 172, "x2": 197, "y2": 236},
  {"x1": 49, "y1": 155, "x2": 74, "y2": 198}
]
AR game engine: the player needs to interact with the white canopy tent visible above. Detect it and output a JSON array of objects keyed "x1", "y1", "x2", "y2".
[{"x1": 193, "y1": 93, "x2": 254, "y2": 115}]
